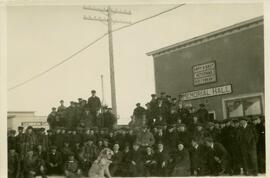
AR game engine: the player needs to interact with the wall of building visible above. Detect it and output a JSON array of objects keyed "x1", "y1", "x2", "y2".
[
  {"x1": 8, "y1": 112, "x2": 48, "y2": 131},
  {"x1": 153, "y1": 25, "x2": 264, "y2": 120}
]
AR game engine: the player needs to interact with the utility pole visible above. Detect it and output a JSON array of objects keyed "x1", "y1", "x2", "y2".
[
  {"x1": 83, "y1": 5, "x2": 131, "y2": 117},
  {"x1": 101, "y1": 74, "x2": 105, "y2": 105}
]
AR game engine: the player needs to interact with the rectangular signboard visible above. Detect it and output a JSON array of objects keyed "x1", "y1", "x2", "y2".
[
  {"x1": 193, "y1": 61, "x2": 217, "y2": 85},
  {"x1": 182, "y1": 84, "x2": 232, "y2": 101}
]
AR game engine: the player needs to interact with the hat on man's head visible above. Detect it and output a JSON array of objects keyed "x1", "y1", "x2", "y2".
[
  {"x1": 177, "y1": 140, "x2": 184, "y2": 146},
  {"x1": 136, "y1": 103, "x2": 141, "y2": 106},
  {"x1": 167, "y1": 125, "x2": 174, "y2": 130},
  {"x1": 196, "y1": 123, "x2": 204, "y2": 127},
  {"x1": 177, "y1": 123, "x2": 186, "y2": 128},
  {"x1": 27, "y1": 126, "x2": 33, "y2": 130},
  {"x1": 133, "y1": 141, "x2": 140, "y2": 146},
  {"x1": 240, "y1": 117, "x2": 248, "y2": 121},
  {"x1": 50, "y1": 146, "x2": 57, "y2": 150},
  {"x1": 204, "y1": 137, "x2": 214, "y2": 143},
  {"x1": 91, "y1": 90, "x2": 96, "y2": 93},
  {"x1": 208, "y1": 122, "x2": 215, "y2": 127},
  {"x1": 18, "y1": 126, "x2": 24, "y2": 130},
  {"x1": 151, "y1": 94, "x2": 156, "y2": 97},
  {"x1": 157, "y1": 141, "x2": 164, "y2": 145},
  {"x1": 199, "y1": 103, "x2": 205, "y2": 107},
  {"x1": 232, "y1": 118, "x2": 240, "y2": 123},
  {"x1": 10, "y1": 130, "x2": 16, "y2": 134}
]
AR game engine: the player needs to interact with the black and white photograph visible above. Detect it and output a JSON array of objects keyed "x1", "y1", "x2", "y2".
[{"x1": 1, "y1": 0, "x2": 268, "y2": 178}]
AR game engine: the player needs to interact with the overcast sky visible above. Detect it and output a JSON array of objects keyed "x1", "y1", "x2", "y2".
[{"x1": 7, "y1": 2, "x2": 263, "y2": 124}]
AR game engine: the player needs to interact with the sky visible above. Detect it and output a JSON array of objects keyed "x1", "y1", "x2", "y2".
[{"x1": 7, "y1": 2, "x2": 263, "y2": 124}]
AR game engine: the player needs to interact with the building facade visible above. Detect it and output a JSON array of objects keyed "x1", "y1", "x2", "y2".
[
  {"x1": 147, "y1": 16, "x2": 264, "y2": 120},
  {"x1": 8, "y1": 111, "x2": 48, "y2": 131}
]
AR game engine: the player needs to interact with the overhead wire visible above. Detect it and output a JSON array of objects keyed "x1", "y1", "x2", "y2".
[{"x1": 8, "y1": 3, "x2": 186, "y2": 91}]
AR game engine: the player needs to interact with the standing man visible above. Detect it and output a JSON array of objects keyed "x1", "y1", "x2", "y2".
[
  {"x1": 87, "y1": 90, "x2": 102, "y2": 121},
  {"x1": 47, "y1": 107, "x2": 57, "y2": 130},
  {"x1": 133, "y1": 103, "x2": 146, "y2": 126},
  {"x1": 196, "y1": 104, "x2": 209, "y2": 123},
  {"x1": 238, "y1": 117, "x2": 258, "y2": 176},
  {"x1": 58, "y1": 100, "x2": 66, "y2": 112},
  {"x1": 149, "y1": 94, "x2": 158, "y2": 119}
]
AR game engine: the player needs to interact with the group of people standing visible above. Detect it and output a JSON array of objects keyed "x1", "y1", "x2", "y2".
[
  {"x1": 7, "y1": 91, "x2": 265, "y2": 177},
  {"x1": 47, "y1": 90, "x2": 117, "y2": 131}
]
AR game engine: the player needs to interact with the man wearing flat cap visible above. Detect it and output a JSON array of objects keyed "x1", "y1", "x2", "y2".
[
  {"x1": 129, "y1": 142, "x2": 145, "y2": 177},
  {"x1": 47, "y1": 107, "x2": 57, "y2": 130},
  {"x1": 133, "y1": 103, "x2": 146, "y2": 124},
  {"x1": 47, "y1": 146, "x2": 63, "y2": 175},
  {"x1": 36, "y1": 128, "x2": 49, "y2": 152},
  {"x1": 87, "y1": 90, "x2": 102, "y2": 119},
  {"x1": 23, "y1": 126, "x2": 37, "y2": 157},
  {"x1": 8, "y1": 130, "x2": 17, "y2": 153},
  {"x1": 154, "y1": 142, "x2": 169, "y2": 176},
  {"x1": 58, "y1": 100, "x2": 66, "y2": 112},
  {"x1": 205, "y1": 137, "x2": 229, "y2": 176},
  {"x1": 176, "y1": 124, "x2": 191, "y2": 148},
  {"x1": 238, "y1": 117, "x2": 258, "y2": 176},
  {"x1": 149, "y1": 94, "x2": 158, "y2": 119},
  {"x1": 189, "y1": 138, "x2": 208, "y2": 176},
  {"x1": 196, "y1": 103, "x2": 209, "y2": 124},
  {"x1": 136, "y1": 126, "x2": 155, "y2": 148},
  {"x1": 170, "y1": 141, "x2": 191, "y2": 176}
]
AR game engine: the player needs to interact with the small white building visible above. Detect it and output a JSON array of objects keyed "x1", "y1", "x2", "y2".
[{"x1": 8, "y1": 111, "x2": 48, "y2": 131}]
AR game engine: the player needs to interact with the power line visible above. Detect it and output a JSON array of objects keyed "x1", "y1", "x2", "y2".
[
  {"x1": 8, "y1": 4, "x2": 186, "y2": 92},
  {"x1": 112, "y1": 4, "x2": 185, "y2": 33},
  {"x1": 8, "y1": 33, "x2": 108, "y2": 91}
]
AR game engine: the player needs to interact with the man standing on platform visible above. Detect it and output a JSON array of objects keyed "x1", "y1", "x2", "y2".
[
  {"x1": 87, "y1": 90, "x2": 102, "y2": 121},
  {"x1": 47, "y1": 107, "x2": 57, "y2": 130},
  {"x1": 196, "y1": 104, "x2": 209, "y2": 123}
]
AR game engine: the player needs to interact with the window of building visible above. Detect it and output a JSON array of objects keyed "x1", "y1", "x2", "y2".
[
  {"x1": 208, "y1": 110, "x2": 216, "y2": 121},
  {"x1": 224, "y1": 95, "x2": 263, "y2": 119}
]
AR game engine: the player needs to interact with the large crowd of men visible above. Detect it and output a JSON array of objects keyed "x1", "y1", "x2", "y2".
[{"x1": 8, "y1": 90, "x2": 265, "y2": 178}]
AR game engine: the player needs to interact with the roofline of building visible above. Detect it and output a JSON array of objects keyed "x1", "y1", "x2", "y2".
[
  {"x1": 146, "y1": 16, "x2": 263, "y2": 57},
  {"x1": 8, "y1": 111, "x2": 35, "y2": 114}
]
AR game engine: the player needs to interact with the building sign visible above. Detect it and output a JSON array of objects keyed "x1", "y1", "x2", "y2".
[
  {"x1": 182, "y1": 84, "x2": 232, "y2": 101},
  {"x1": 193, "y1": 61, "x2": 217, "y2": 85},
  {"x1": 22, "y1": 122, "x2": 48, "y2": 128}
]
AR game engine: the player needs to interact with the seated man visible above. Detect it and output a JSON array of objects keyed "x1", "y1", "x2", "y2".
[
  {"x1": 23, "y1": 149, "x2": 46, "y2": 178},
  {"x1": 205, "y1": 137, "x2": 229, "y2": 176},
  {"x1": 64, "y1": 153, "x2": 82, "y2": 178},
  {"x1": 170, "y1": 142, "x2": 191, "y2": 176},
  {"x1": 8, "y1": 148, "x2": 20, "y2": 178},
  {"x1": 46, "y1": 146, "x2": 63, "y2": 175},
  {"x1": 189, "y1": 138, "x2": 208, "y2": 176},
  {"x1": 109, "y1": 143, "x2": 123, "y2": 176},
  {"x1": 143, "y1": 146, "x2": 157, "y2": 176}
]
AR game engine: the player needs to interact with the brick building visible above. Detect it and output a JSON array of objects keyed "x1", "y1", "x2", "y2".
[{"x1": 147, "y1": 16, "x2": 264, "y2": 120}]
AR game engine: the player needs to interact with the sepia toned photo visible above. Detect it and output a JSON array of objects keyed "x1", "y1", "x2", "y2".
[{"x1": 5, "y1": 1, "x2": 266, "y2": 178}]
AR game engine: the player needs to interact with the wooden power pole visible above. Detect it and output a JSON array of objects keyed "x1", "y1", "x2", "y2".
[
  {"x1": 83, "y1": 5, "x2": 131, "y2": 117},
  {"x1": 101, "y1": 74, "x2": 105, "y2": 105}
]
